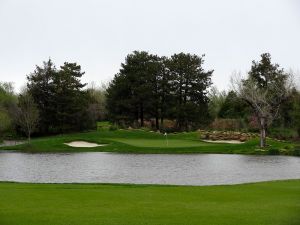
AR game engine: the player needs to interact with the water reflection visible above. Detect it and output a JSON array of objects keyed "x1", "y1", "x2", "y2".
[{"x1": 0, "y1": 152, "x2": 299, "y2": 185}]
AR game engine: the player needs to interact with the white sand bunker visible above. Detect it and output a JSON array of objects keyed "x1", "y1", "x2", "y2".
[
  {"x1": 64, "y1": 141, "x2": 106, "y2": 148},
  {"x1": 203, "y1": 140, "x2": 244, "y2": 144}
]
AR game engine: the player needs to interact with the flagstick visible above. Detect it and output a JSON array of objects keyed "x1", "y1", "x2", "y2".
[{"x1": 164, "y1": 132, "x2": 168, "y2": 147}]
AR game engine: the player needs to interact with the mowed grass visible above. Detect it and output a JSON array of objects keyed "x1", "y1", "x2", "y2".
[
  {"x1": 0, "y1": 128, "x2": 294, "y2": 154},
  {"x1": 0, "y1": 180, "x2": 299, "y2": 225},
  {"x1": 109, "y1": 138, "x2": 212, "y2": 148}
]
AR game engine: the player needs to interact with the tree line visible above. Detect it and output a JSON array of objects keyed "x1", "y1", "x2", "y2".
[
  {"x1": 0, "y1": 60, "x2": 107, "y2": 140},
  {"x1": 106, "y1": 51, "x2": 213, "y2": 131},
  {"x1": 208, "y1": 53, "x2": 299, "y2": 147},
  {"x1": 106, "y1": 52, "x2": 299, "y2": 147},
  {"x1": 26, "y1": 60, "x2": 94, "y2": 134},
  {"x1": 0, "y1": 52, "x2": 299, "y2": 147}
]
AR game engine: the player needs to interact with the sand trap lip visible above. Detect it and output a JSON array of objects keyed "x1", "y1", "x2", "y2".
[
  {"x1": 202, "y1": 140, "x2": 244, "y2": 144},
  {"x1": 64, "y1": 141, "x2": 106, "y2": 148}
]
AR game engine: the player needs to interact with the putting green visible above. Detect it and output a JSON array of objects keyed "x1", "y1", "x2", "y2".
[{"x1": 110, "y1": 138, "x2": 212, "y2": 148}]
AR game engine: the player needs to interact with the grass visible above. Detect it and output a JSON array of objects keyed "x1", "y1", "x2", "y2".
[
  {"x1": 0, "y1": 127, "x2": 295, "y2": 154},
  {"x1": 0, "y1": 180, "x2": 299, "y2": 225},
  {"x1": 109, "y1": 138, "x2": 212, "y2": 148}
]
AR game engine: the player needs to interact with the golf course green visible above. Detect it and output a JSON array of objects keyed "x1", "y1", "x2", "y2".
[
  {"x1": 0, "y1": 180, "x2": 299, "y2": 225},
  {"x1": 0, "y1": 127, "x2": 295, "y2": 155}
]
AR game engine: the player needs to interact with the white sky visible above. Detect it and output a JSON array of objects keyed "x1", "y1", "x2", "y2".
[{"x1": 0, "y1": 0, "x2": 300, "y2": 91}]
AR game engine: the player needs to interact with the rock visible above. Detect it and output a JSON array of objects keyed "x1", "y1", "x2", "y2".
[
  {"x1": 240, "y1": 136, "x2": 247, "y2": 142},
  {"x1": 211, "y1": 136, "x2": 217, "y2": 141}
]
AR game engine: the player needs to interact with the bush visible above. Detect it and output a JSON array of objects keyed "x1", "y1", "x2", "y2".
[
  {"x1": 109, "y1": 124, "x2": 119, "y2": 131},
  {"x1": 210, "y1": 118, "x2": 245, "y2": 131},
  {"x1": 140, "y1": 126, "x2": 151, "y2": 132},
  {"x1": 97, "y1": 121, "x2": 111, "y2": 130},
  {"x1": 269, "y1": 128, "x2": 298, "y2": 141},
  {"x1": 160, "y1": 120, "x2": 177, "y2": 133},
  {"x1": 268, "y1": 148, "x2": 280, "y2": 155},
  {"x1": 293, "y1": 145, "x2": 300, "y2": 156}
]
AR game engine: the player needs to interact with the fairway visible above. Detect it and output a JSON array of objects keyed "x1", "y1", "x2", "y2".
[
  {"x1": 110, "y1": 138, "x2": 212, "y2": 147},
  {"x1": 0, "y1": 180, "x2": 299, "y2": 225}
]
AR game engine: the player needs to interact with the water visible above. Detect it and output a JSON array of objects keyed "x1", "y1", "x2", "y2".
[{"x1": 0, "y1": 152, "x2": 299, "y2": 185}]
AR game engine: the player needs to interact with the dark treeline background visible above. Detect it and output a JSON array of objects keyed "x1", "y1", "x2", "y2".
[
  {"x1": 0, "y1": 51, "x2": 300, "y2": 140},
  {"x1": 106, "y1": 51, "x2": 213, "y2": 131},
  {"x1": 27, "y1": 60, "x2": 93, "y2": 134},
  {"x1": 0, "y1": 59, "x2": 107, "y2": 138}
]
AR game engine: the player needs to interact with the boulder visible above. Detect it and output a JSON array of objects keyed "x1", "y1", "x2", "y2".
[{"x1": 240, "y1": 136, "x2": 247, "y2": 142}]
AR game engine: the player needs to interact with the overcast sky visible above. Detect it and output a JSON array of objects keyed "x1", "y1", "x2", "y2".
[{"x1": 0, "y1": 0, "x2": 299, "y2": 91}]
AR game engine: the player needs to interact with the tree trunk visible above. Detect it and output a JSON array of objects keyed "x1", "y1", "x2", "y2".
[
  {"x1": 259, "y1": 117, "x2": 266, "y2": 148},
  {"x1": 160, "y1": 116, "x2": 164, "y2": 129},
  {"x1": 140, "y1": 103, "x2": 144, "y2": 127},
  {"x1": 155, "y1": 115, "x2": 159, "y2": 130},
  {"x1": 160, "y1": 94, "x2": 165, "y2": 130},
  {"x1": 134, "y1": 105, "x2": 139, "y2": 127},
  {"x1": 28, "y1": 132, "x2": 31, "y2": 143}
]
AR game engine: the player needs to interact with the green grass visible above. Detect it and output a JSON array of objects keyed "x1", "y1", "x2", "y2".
[
  {"x1": 97, "y1": 121, "x2": 111, "y2": 130},
  {"x1": 0, "y1": 129, "x2": 295, "y2": 154},
  {"x1": 109, "y1": 138, "x2": 212, "y2": 148},
  {"x1": 0, "y1": 180, "x2": 299, "y2": 225}
]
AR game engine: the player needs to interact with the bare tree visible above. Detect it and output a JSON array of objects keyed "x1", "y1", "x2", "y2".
[
  {"x1": 87, "y1": 81, "x2": 107, "y2": 121},
  {"x1": 16, "y1": 92, "x2": 39, "y2": 142},
  {"x1": 232, "y1": 71, "x2": 293, "y2": 148},
  {"x1": 208, "y1": 86, "x2": 227, "y2": 119}
]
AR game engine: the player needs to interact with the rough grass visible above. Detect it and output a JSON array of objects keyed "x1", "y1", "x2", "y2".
[
  {"x1": 0, "y1": 180, "x2": 299, "y2": 225},
  {"x1": 0, "y1": 128, "x2": 295, "y2": 154}
]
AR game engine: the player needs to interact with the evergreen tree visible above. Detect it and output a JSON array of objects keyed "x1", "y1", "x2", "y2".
[
  {"x1": 53, "y1": 62, "x2": 89, "y2": 132},
  {"x1": 27, "y1": 60, "x2": 93, "y2": 134},
  {"x1": 218, "y1": 91, "x2": 250, "y2": 119},
  {"x1": 106, "y1": 51, "x2": 162, "y2": 127},
  {"x1": 107, "y1": 51, "x2": 213, "y2": 131},
  {"x1": 167, "y1": 53, "x2": 213, "y2": 130},
  {"x1": 27, "y1": 59, "x2": 56, "y2": 134}
]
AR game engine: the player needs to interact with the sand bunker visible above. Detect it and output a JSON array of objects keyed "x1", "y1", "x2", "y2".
[
  {"x1": 64, "y1": 141, "x2": 105, "y2": 148},
  {"x1": 202, "y1": 140, "x2": 244, "y2": 144}
]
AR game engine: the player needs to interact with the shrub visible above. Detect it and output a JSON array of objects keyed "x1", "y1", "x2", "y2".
[
  {"x1": 211, "y1": 118, "x2": 244, "y2": 131},
  {"x1": 268, "y1": 148, "x2": 280, "y2": 155},
  {"x1": 269, "y1": 128, "x2": 298, "y2": 141},
  {"x1": 140, "y1": 127, "x2": 151, "y2": 132},
  {"x1": 109, "y1": 124, "x2": 119, "y2": 131},
  {"x1": 293, "y1": 145, "x2": 300, "y2": 156},
  {"x1": 160, "y1": 120, "x2": 177, "y2": 133}
]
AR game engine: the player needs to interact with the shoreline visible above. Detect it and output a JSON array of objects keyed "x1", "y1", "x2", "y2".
[{"x1": 0, "y1": 179, "x2": 299, "y2": 187}]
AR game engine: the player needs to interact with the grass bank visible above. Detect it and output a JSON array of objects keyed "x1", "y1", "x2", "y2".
[
  {"x1": 0, "y1": 128, "x2": 295, "y2": 154},
  {"x1": 0, "y1": 180, "x2": 299, "y2": 225}
]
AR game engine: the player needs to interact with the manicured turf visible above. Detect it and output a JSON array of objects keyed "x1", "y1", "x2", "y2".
[
  {"x1": 0, "y1": 180, "x2": 299, "y2": 225},
  {"x1": 0, "y1": 128, "x2": 294, "y2": 154},
  {"x1": 110, "y1": 138, "x2": 212, "y2": 148}
]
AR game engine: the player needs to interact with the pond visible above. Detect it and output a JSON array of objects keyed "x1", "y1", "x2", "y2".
[{"x1": 0, "y1": 152, "x2": 299, "y2": 185}]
